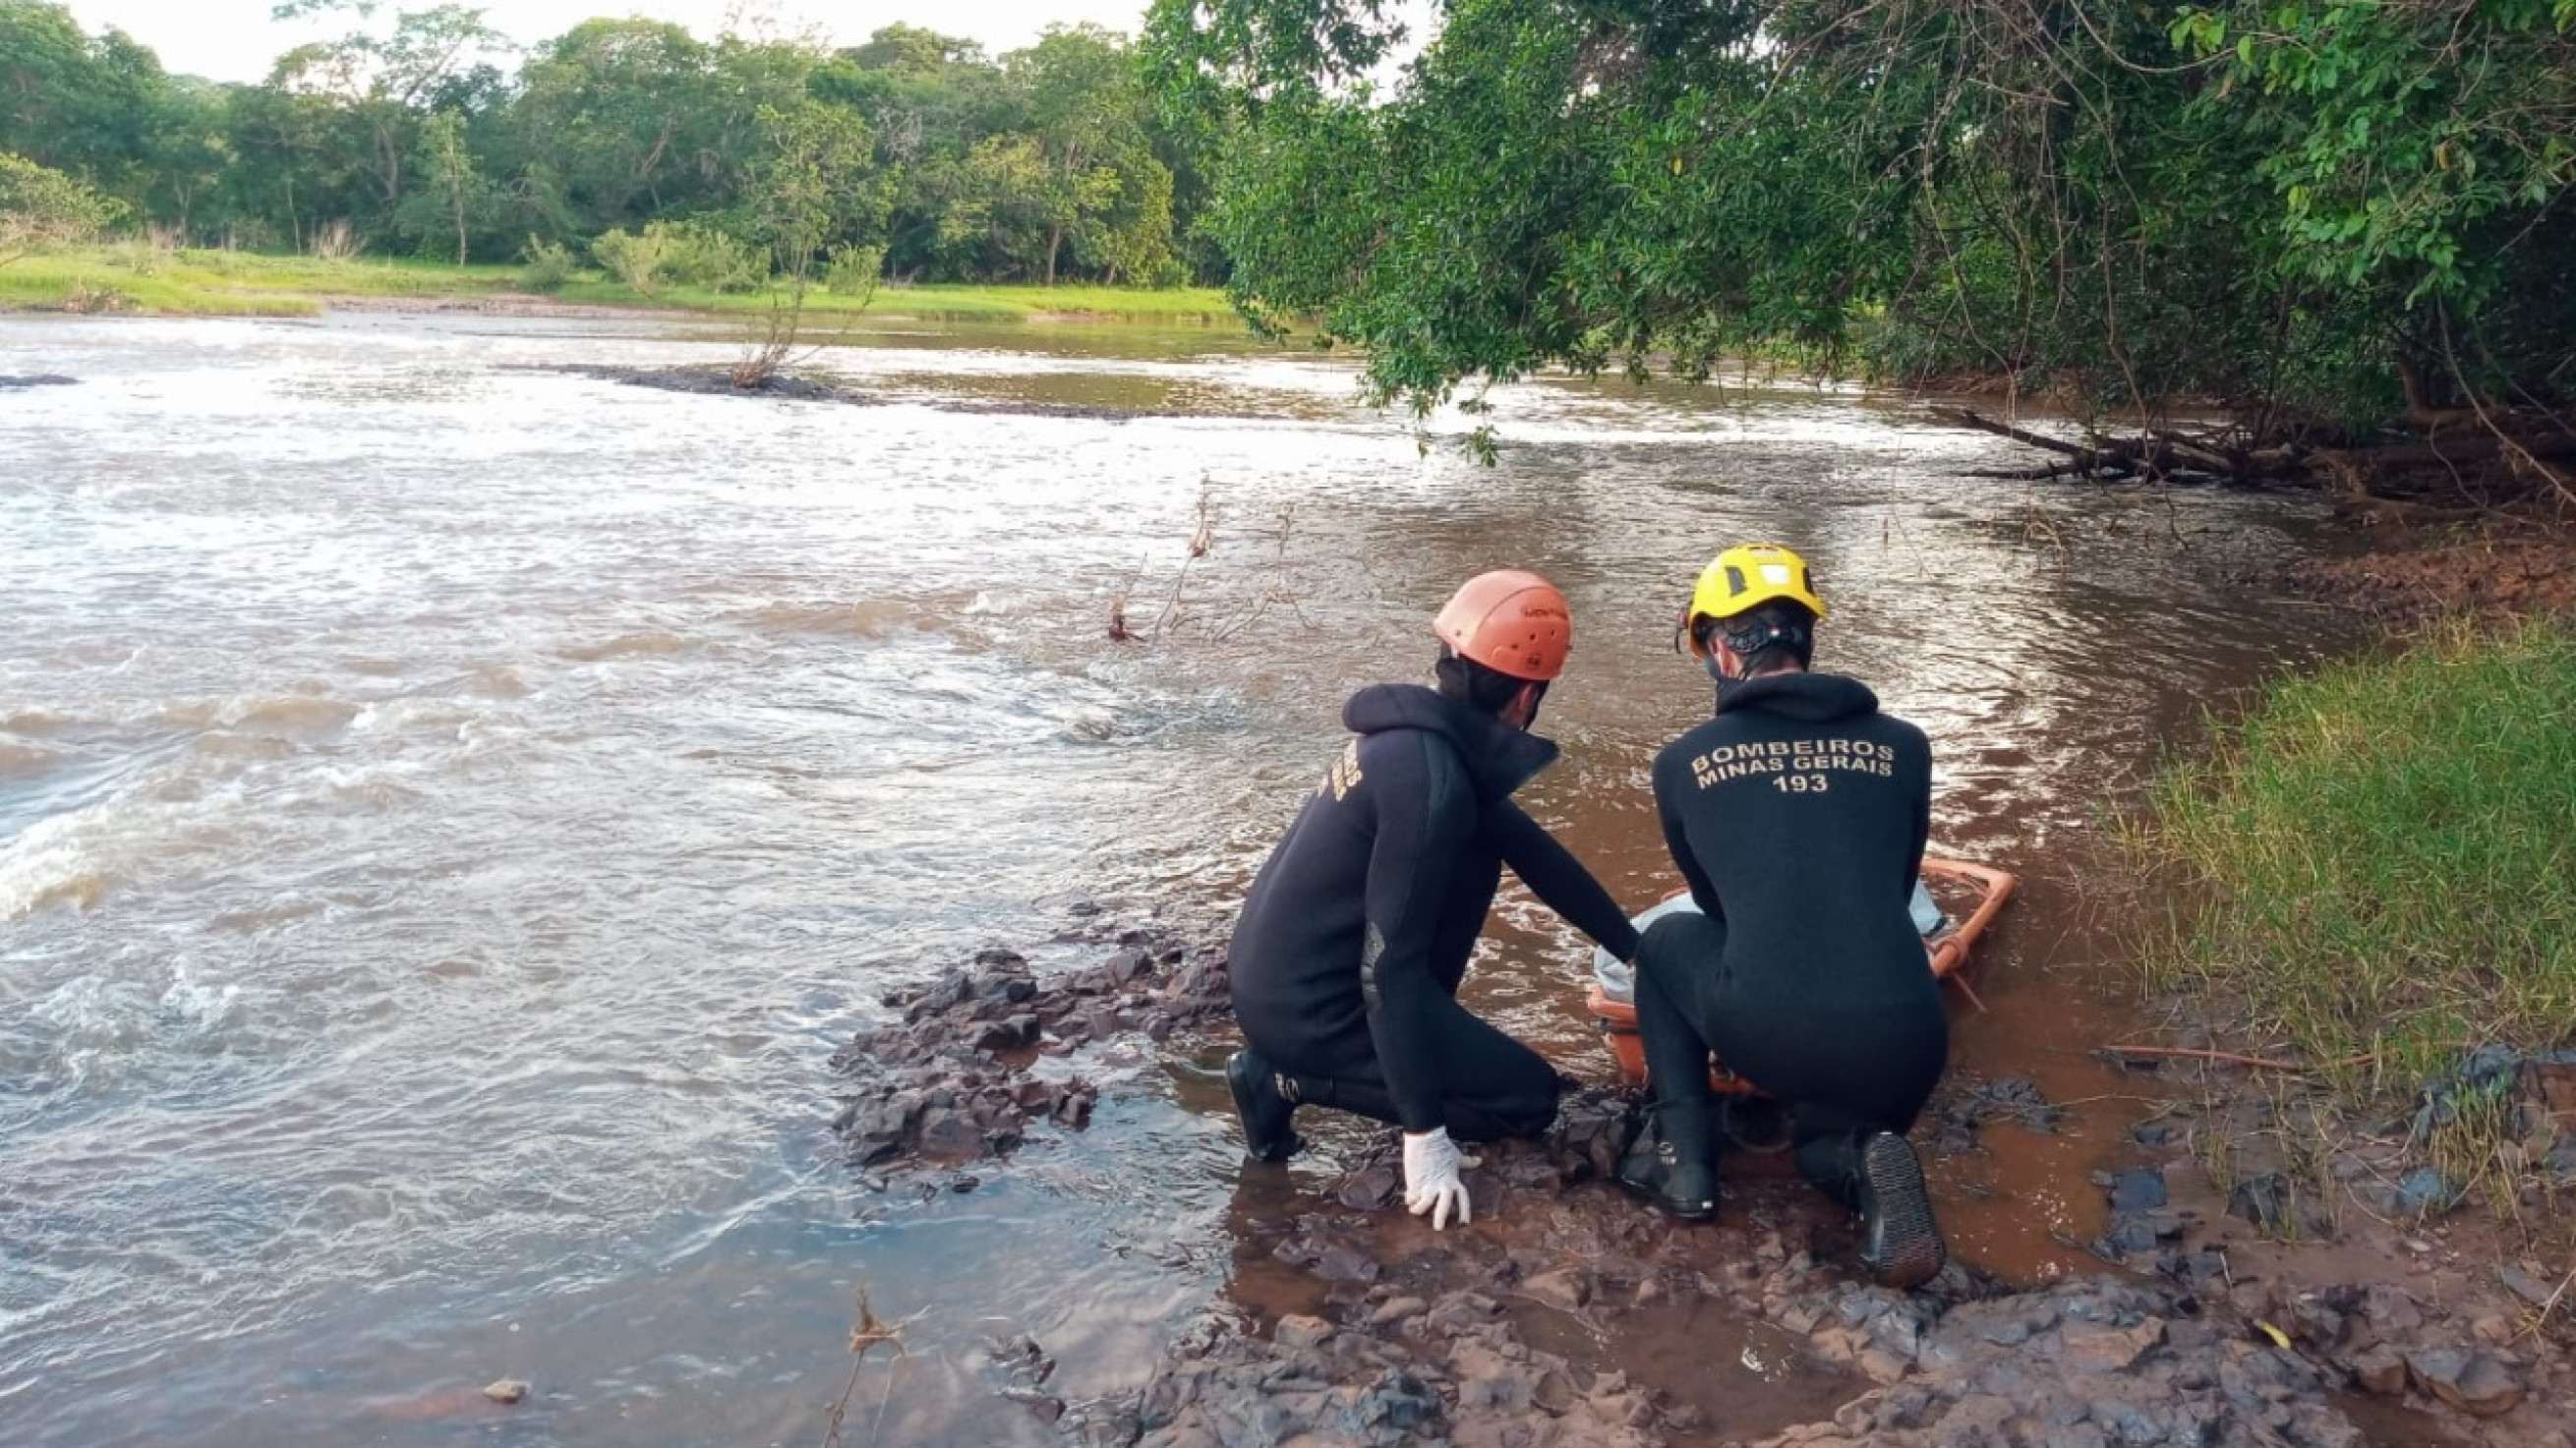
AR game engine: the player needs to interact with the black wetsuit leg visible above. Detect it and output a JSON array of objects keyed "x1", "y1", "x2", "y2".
[
  {"x1": 1632, "y1": 910, "x2": 1731, "y2": 1123},
  {"x1": 1632, "y1": 910, "x2": 1947, "y2": 1197},
  {"x1": 1241, "y1": 996, "x2": 1561, "y2": 1143}
]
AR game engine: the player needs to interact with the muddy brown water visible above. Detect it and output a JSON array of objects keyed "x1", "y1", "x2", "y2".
[{"x1": 0, "y1": 309, "x2": 2363, "y2": 1446}]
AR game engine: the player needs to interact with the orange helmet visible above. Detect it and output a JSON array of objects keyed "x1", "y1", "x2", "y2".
[{"x1": 1434, "y1": 570, "x2": 1571, "y2": 681}]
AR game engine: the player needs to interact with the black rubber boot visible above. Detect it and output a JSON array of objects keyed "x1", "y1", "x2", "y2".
[
  {"x1": 1226, "y1": 1048, "x2": 1302, "y2": 1162},
  {"x1": 1854, "y1": 1130, "x2": 1945, "y2": 1289},
  {"x1": 1614, "y1": 1107, "x2": 1718, "y2": 1221}
]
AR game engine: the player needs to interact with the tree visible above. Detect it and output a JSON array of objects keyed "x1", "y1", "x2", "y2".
[
  {"x1": 0, "y1": 150, "x2": 124, "y2": 265},
  {"x1": 1006, "y1": 25, "x2": 1174, "y2": 286},
  {"x1": 265, "y1": 2, "x2": 508, "y2": 213},
  {"x1": 510, "y1": 19, "x2": 714, "y2": 231},
  {"x1": 1149, "y1": 0, "x2": 2576, "y2": 455},
  {"x1": 416, "y1": 109, "x2": 477, "y2": 261}
]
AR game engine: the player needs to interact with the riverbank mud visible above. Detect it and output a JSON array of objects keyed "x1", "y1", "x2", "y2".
[
  {"x1": 830, "y1": 919, "x2": 2574, "y2": 1448},
  {"x1": 2284, "y1": 524, "x2": 2576, "y2": 618}
]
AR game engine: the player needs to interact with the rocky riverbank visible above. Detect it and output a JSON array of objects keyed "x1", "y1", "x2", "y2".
[{"x1": 829, "y1": 919, "x2": 2576, "y2": 1447}]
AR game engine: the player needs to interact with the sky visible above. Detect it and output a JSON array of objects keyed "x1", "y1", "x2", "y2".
[{"x1": 59, "y1": 1, "x2": 1163, "y2": 84}]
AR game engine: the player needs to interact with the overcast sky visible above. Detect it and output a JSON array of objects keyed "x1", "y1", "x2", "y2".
[{"x1": 59, "y1": 1, "x2": 1162, "y2": 84}]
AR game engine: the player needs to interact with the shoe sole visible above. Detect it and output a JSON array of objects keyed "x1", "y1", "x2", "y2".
[
  {"x1": 1226, "y1": 1058, "x2": 1300, "y2": 1163},
  {"x1": 1861, "y1": 1132, "x2": 1944, "y2": 1289}
]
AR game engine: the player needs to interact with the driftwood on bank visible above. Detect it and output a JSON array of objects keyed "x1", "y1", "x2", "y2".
[
  {"x1": 1939, "y1": 405, "x2": 2576, "y2": 510},
  {"x1": 1938, "y1": 409, "x2": 2307, "y2": 487}
]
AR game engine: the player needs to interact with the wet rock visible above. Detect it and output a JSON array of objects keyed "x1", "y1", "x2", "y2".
[
  {"x1": 1335, "y1": 1162, "x2": 1402, "y2": 1212},
  {"x1": 2407, "y1": 1348, "x2": 2525, "y2": 1417},
  {"x1": 1273, "y1": 1314, "x2": 1334, "y2": 1351},
  {"x1": 1368, "y1": 1296, "x2": 1427, "y2": 1328},
  {"x1": 2107, "y1": 1168, "x2": 2168, "y2": 1212},
  {"x1": 1933, "y1": 1075, "x2": 2063, "y2": 1152},
  {"x1": 2354, "y1": 1166, "x2": 2456, "y2": 1221},
  {"x1": 2224, "y1": 1172, "x2": 2332, "y2": 1238},
  {"x1": 2363, "y1": 1285, "x2": 2423, "y2": 1335},
  {"x1": 1521, "y1": 1267, "x2": 1591, "y2": 1311},
  {"x1": 2061, "y1": 1318, "x2": 2166, "y2": 1372},
  {"x1": 972, "y1": 1014, "x2": 1040, "y2": 1053},
  {"x1": 2352, "y1": 1345, "x2": 2409, "y2": 1395},
  {"x1": 481, "y1": 1379, "x2": 528, "y2": 1405},
  {"x1": 915, "y1": 1107, "x2": 982, "y2": 1160},
  {"x1": 2499, "y1": 1263, "x2": 2557, "y2": 1308}
]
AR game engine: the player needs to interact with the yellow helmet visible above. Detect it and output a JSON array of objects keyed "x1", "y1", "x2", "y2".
[{"x1": 1680, "y1": 544, "x2": 1828, "y2": 659}]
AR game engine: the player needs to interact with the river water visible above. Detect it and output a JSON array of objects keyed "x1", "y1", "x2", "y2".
[{"x1": 0, "y1": 310, "x2": 2358, "y2": 1445}]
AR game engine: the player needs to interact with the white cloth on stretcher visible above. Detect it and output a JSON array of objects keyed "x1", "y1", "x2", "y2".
[{"x1": 1590, "y1": 879, "x2": 1947, "y2": 1005}]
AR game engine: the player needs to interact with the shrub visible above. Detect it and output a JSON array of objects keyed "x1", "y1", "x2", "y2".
[
  {"x1": 309, "y1": 219, "x2": 359, "y2": 262},
  {"x1": 591, "y1": 221, "x2": 766, "y2": 295},
  {"x1": 0, "y1": 151, "x2": 125, "y2": 266},
  {"x1": 520, "y1": 236, "x2": 577, "y2": 292},
  {"x1": 822, "y1": 243, "x2": 884, "y2": 298},
  {"x1": 661, "y1": 221, "x2": 765, "y2": 293},
  {"x1": 590, "y1": 226, "x2": 672, "y2": 294}
]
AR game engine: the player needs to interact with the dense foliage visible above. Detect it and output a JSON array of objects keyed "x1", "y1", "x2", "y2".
[
  {"x1": 0, "y1": 151, "x2": 122, "y2": 264},
  {"x1": 0, "y1": 1, "x2": 1219, "y2": 285},
  {"x1": 1148, "y1": 0, "x2": 2576, "y2": 430}
]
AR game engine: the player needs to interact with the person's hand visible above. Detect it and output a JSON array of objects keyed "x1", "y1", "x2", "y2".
[{"x1": 1402, "y1": 1128, "x2": 1471, "y2": 1230}]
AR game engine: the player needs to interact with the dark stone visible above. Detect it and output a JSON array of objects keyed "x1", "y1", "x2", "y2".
[
  {"x1": 916, "y1": 1108, "x2": 981, "y2": 1160},
  {"x1": 2499, "y1": 1263, "x2": 2555, "y2": 1308},
  {"x1": 2408, "y1": 1348, "x2": 2525, "y2": 1417},
  {"x1": 1336, "y1": 1164, "x2": 1401, "y2": 1212},
  {"x1": 2108, "y1": 1168, "x2": 2168, "y2": 1212},
  {"x1": 2352, "y1": 1345, "x2": 2408, "y2": 1395},
  {"x1": 1105, "y1": 949, "x2": 1150, "y2": 986}
]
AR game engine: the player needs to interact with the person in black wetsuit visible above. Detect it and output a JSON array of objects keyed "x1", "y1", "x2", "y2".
[
  {"x1": 1225, "y1": 570, "x2": 1641, "y2": 1229},
  {"x1": 1617, "y1": 543, "x2": 1948, "y2": 1288}
]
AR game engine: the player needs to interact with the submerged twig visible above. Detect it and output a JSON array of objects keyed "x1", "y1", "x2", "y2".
[{"x1": 820, "y1": 1286, "x2": 916, "y2": 1448}]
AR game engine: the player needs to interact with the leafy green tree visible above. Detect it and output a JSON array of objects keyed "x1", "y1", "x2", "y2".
[
  {"x1": 0, "y1": 149, "x2": 125, "y2": 264},
  {"x1": 1151, "y1": 0, "x2": 2576, "y2": 436},
  {"x1": 1009, "y1": 25, "x2": 1173, "y2": 286},
  {"x1": 510, "y1": 19, "x2": 716, "y2": 230},
  {"x1": 264, "y1": 1, "x2": 508, "y2": 215},
  {"x1": 414, "y1": 109, "x2": 480, "y2": 261}
]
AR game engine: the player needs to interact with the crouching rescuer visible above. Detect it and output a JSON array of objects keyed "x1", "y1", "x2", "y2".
[
  {"x1": 1224, "y1": 571, "x2": 1641, "y2": 1228},
  {"x1": 1621, "y1": 544, "x2": 1949, "y2": 1289}
]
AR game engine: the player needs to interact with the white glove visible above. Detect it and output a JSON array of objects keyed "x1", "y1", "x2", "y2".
[{"x1": 1402, "y1": 1128, "x2": 1472, "y2": 1230}]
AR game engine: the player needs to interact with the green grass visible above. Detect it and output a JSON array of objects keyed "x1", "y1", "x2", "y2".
[
  {"x1": 2131, "y1": 618, "x2": 2576, "y2": 1085},
  {"x1": 0, "y1": 246, "x2": 1237, "y2": 324}
]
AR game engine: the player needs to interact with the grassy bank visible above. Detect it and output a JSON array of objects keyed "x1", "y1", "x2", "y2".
[
  {"x1": 2132, "y1": 619, "x2": 2576, "y2": 1086},
  {"x1": 0, "y1": 246, "x2": 1238, "y2": 324}
]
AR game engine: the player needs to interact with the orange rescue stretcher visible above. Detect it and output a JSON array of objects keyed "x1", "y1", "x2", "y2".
[{"x1": 1586, "y1": 856, "x2": 2019, "y2": 1094}]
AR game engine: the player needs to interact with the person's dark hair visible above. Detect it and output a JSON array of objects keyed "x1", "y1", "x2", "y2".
[
  {"x1": 1692, "y1": 600, "x2": 1816, "y2": 674},
  {"x1": 1434, "y1": 647, "x2": 1546, "y2": 716}
]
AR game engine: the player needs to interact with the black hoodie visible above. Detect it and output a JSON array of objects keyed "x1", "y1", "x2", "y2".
[
  {"x1": 1651, "y1": 672, "x2": 1933, "y2": 1007},
  {"x1": 1229, "y1": 684, "x2": 1640, "y2": 1131}
]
